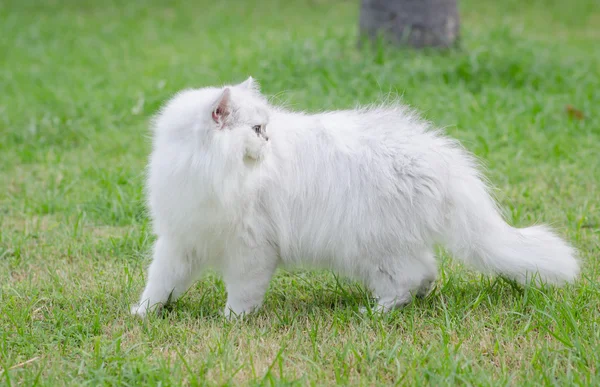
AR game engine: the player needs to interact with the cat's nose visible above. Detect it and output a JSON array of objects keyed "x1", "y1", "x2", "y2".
[{"x1": 264, "y1": 135, "x2": 269, "y2": 141}]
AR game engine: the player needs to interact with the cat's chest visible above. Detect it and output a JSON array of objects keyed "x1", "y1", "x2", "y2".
[{"x1": 150, "y1": 175, "x2": 252, "y2": 245}]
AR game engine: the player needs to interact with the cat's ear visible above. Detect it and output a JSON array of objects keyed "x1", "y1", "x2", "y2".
[
  {"x1": 211, "y1": 88, "x2": 231, "y2": 128},
  {"x1": 239, "y1": 76, "x2": 260, "y2": 92}
]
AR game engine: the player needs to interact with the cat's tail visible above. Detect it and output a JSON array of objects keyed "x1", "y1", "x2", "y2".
[{"x1": 442, "y1": 153, "x2": 579, "y2": 285}]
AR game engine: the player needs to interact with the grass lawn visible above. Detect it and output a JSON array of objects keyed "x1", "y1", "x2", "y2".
[{"x1": 1, "y1": 0, "x2": 599, "y2": 385}]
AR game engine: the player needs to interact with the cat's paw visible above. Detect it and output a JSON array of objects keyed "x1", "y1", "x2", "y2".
[
  {"x1": 415, "y1": 279, "x2": 436, "y2": 298},
  {"x1": 130, "y1": 302, "x2": 162, "y2": 318},
  {"x1": 359, "y1": 305, "x2": 386, "y2": 315},
  {"x1": 222, "y1": 303, "x2": 259, "y2": 320},
  {"x1": 223, "y1": 306, "x2": 244, "y2": 320},
  {"x1": 130, "y1": 303, "x2": 148, "y2": 318}
]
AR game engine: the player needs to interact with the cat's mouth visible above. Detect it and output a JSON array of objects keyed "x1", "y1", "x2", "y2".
[
  {"x1": 243, "y1": 141, "x2": 270, "y2": 166},
  {"x1": 243, "y1": 147, "x2": 268, "y2": 166}
]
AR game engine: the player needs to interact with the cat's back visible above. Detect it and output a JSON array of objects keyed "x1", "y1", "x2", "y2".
[
  {"x1": 268, "y1": 104, "x2": 439, "y2": 167},
  {"x1": 260, "y1": 105, "x2": 450, "y2": 268}
]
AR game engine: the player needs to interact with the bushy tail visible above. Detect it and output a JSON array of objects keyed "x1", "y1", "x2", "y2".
[{"x1": 443, "y1": 160, "x2": 579, "y2": 285}]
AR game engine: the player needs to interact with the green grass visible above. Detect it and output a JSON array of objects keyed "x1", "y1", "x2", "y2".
[{"x1": 1, "y1": 0, "x2": 599, "y2": 385}]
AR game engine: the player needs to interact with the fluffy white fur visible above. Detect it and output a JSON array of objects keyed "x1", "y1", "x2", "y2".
[{"x1": 131, "y1": 77, "x2": 579, "y2": 318}]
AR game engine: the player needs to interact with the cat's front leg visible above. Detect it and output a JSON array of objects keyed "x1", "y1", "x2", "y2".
[
  {"x1": 222, "y1": 244, "x2": 278, "y2": 319},
  {"x1": 131, "y1": 237, "x2": 199, "y2": 318}
]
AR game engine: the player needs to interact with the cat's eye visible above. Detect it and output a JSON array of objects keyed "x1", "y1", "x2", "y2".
[{"x1": 252, "y1": 125, "x2": 262, "y2": 135}]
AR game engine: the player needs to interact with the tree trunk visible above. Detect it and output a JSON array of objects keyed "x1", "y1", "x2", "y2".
[{"x1": 359, "y1": 0, "x2": 460, "y2": 48}]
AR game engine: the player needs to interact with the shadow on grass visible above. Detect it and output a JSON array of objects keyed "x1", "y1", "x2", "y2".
[{"x1": 154, "y1": 272, "x2": 562, "y2": 326}]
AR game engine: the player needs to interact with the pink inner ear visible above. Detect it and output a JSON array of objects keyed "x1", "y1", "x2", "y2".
[{"x1": 212, "y1": 88, "x2": 231, "y2": 127}]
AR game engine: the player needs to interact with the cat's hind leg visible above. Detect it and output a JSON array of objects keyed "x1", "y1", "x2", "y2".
[
  {"x1": 131, "y1": 237, "x2": 199, "y2": 317},
  {"x1": 363, "y1": 248, "x2": 437, "y2": 313}
]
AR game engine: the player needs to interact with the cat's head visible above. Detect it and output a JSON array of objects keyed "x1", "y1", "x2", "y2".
[{"x1": 152, "y1": 77, "x2": 271, "y2": 162}]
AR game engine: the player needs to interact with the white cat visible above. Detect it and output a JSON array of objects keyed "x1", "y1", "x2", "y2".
[{"x1": 131, "y1": 77, "x2": 579, "y2": 318}]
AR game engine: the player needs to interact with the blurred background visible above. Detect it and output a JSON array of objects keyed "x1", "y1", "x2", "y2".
[{"x1": 2, "y1": 0, "x2": 598, "y2": 225}]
